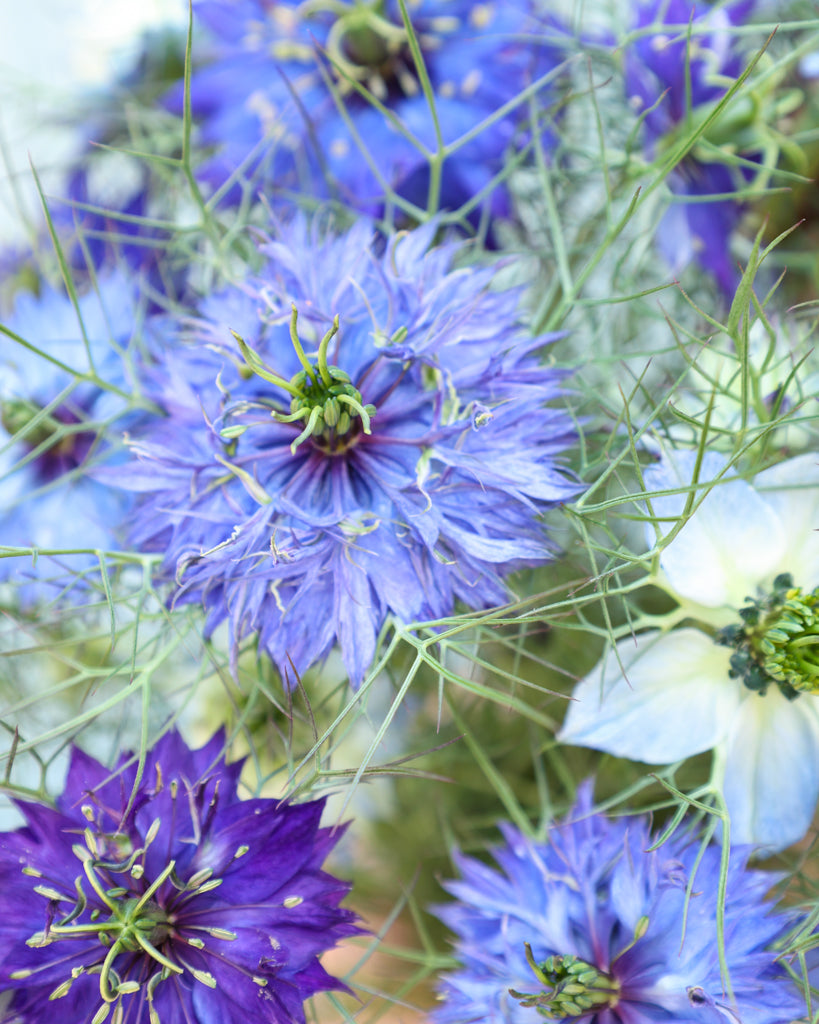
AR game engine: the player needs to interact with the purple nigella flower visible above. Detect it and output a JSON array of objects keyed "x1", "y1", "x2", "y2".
[
  {"x1": 625, "y1": 0, "x2": 757, "y2": 295},
  {"x1": 0, "y1": 729, "x2": 358, "y2": 1024},
  {"x1": 113, "y1": 217, "x2": 577, "y2": 685},
  {"x1": 177, "y1": 1, "x2": 566, "y2": 229},
  {"x1": 432, "y1": 785, "x2": 805, "y2": 1023},
  {"x1": 0, "y1": 273, "x2": 142, "y2": 597}
]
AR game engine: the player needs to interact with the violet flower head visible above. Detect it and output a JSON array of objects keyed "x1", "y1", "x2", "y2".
[
  {"x1": 178, "y1": 1, "x2": 566, "y2": 228},
  {"x1": 0, "y1": 729, "x2": 358, "y2": 1024},
  {"x1": 115, "y1": 217, "x2": 577, "y2": 685},
  {"x1": 432, "y1": 785, "x2": 805, "y2": 1024},
  {"x1": 625, "y1": 0, "x2": 757, "y2": 295},
  {"x1": 0, "y1": 273, "x2": 141, "y2": 597}
]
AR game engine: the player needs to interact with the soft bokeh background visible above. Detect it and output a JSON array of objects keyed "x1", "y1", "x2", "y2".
[{"x1": 0, "y1": 0, "x2": 187, "y2": 243}]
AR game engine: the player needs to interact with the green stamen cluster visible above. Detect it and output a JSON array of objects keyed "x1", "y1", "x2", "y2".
[
  {"x1": 716, "y1": 573, "x2": 819, "y2": 698},
  {"x1": 14, "y1": 810, "x2": 239, "y2": 1024},
  {"x1": 232, "y1": 304, "x2": 375, "y2": 455},
  {"x1": 509, "y1": 944, "x2": 620, "y2": 1019},
  {"x1": 759, "y1": 581, "x2": 819, "y2": 693},
  {"x1": 296, "y1": 0, "x2": 413, "y2": 98}
]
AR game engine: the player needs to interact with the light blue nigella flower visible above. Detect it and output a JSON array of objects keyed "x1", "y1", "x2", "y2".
[
  {"x1": 560, "y1": 448, "x2": 819, "y2": 851},
  {"x1": 625, "y1": 0, "x2": 758, "y2": 295},
  {"x1": 176, "y1": 1, "x2": 566, "y2": 231},
  {"x1": 432, "y1": 784, "x2": 806, "y2": 1023},
  {"x1": 0, "y1": 273, "x2": 142, "y2": 598},
  {"x1": 113, "y1": 217, "x2": 577, "y2": 685}
]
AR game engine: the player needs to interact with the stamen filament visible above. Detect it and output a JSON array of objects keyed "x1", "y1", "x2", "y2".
[
  {"x1": 336, "y1": 393, "x2": 372, "y2": 433},
  {"x1": 134, "y1": 932, "x2": 184, "y2": 975},
  {"x1": 290, "y1": 405, "x2": 323, "y2": 454}
]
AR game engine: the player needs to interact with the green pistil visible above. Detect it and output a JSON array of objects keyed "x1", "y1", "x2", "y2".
[
  {"x1": 20, "y1": 820, "x2": 236, "y2": 1017},
  {"x1": 509, "y1": 944, "x2": 620, "y2": 1019},
  {"x1": 232, "y1": 304, "x2": 376, "y2": 455},
  {"x1": 716, "y1": 573, "x2": 819, "y2": 699},
  {"x1": 298, "y1": 1, "x2": 408, "y2": 81}
]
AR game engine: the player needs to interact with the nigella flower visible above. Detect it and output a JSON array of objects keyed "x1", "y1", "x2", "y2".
[
  {"x1": 177, "y1": 1, "x2": 566, "y2": 230},
  {"x1": 112, "y1": 217, "x2": 577, "y2": 685},
  {"x1": 432, "y1": 785, "x2": 805, "y2": 1024},
  {"x1": 0, "y1": 729, "x2": 358, "y2": 1023},
  {"x1": 560, "y1": 448, "x2": 819, "y2": 850},
  {"x1": 625, "y1": 0, "x2": 758, "y2": 295},
  {"x1": 0, "y1": 273, "x2": 142, "y2": 597}
]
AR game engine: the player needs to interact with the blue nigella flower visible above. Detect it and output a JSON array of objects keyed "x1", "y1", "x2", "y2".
[
  {"x1": 176, "y1": 1, "x2": 566, "y2": 231},
  {"x1": 112, "y1": 216, "x2": 577, "y2": 685},
  {"x1": 0, "y1": 729, "x2": 358, "y2": 1024},
  {"x1": 0, "y1": 273, "x2": 144, "y2": 598},
  {"x1": 432, "y1": 784, "x2": 806, "y2": 1023},
  {"x1": 625, "y1": 0, "x2": 758, "y2": 295}
]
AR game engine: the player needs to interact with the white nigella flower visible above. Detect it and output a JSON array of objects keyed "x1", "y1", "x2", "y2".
[{"x1": 560, "y1": 448, "x2": 819, "y2": 850}]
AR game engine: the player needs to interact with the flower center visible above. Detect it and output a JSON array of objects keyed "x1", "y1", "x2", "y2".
[
  {"x1": 509, "y1": 943, "x2": 620, "y2": 1018},
  {"x1": 297, "y1": 0, "x2": 419, "y2": 100},
  {"x1": 1, "y1": 397, "x2": 94, "y2": 479},
  {"x1": 112, "y1": 896, "x2": 173, "y2": 951},
  {"x1": 716, "y1": 573, "x2": 819, "y2": 699},
  {"x1": 232, "y1": 304, "x2": 376, "y2": 455},
  {"x1": 12, "y1": 814, "x2": 234, "y2": 1016}
]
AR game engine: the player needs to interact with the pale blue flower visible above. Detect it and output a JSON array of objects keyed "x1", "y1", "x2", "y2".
[{"x1": 0, "y1": 274, "x2": 142, "y2": 598}]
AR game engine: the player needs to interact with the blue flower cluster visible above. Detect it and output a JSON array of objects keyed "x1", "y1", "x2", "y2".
[
  {"x1": 178, "y1": 0, "x2": 566, "y2": 228},
  {"x1": 1, "y1": 1, "x2": 817, "y2": 1023}
]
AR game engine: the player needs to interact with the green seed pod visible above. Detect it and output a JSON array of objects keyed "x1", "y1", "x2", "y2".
[
  {"x1": 311, "y1": 409, "x2": 326, "y2": 436},
  {"x1": 323, "y1": 397, "x2": 340, "y2": 427}
]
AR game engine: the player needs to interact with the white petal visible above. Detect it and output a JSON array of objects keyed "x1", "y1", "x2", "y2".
[
  {"x1": 559, "y1": 629, "x2": 740, "y2": 763},
  {"x1": 644, "y1": 450, "x2": 786, "y2": 607},
  {"x1": 722, "y1": 686, "x2": 819, "y2": 849},
  {"x1": 752, "y1": 453, "x2": 819, "y2": 589}
]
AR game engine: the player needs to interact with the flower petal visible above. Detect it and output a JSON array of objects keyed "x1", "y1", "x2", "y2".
[
  {"x1": 752, "y1": 454, "x2": 819, "y2": 589},
  {"x1": 644, "y1": 450, "x2": 786, "y2": 607},
  {"x1": 559, "y1": 629, "x2": 740, "y2": 762},
  {"x1": 722, "y1": 687, "x2": 819, "y2": 849}
]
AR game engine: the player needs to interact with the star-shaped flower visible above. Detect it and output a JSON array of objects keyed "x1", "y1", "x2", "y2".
[{"x1": 0, "y1": 729, "x2": 358, "y2": 1023}]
